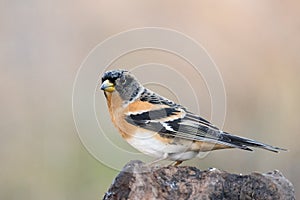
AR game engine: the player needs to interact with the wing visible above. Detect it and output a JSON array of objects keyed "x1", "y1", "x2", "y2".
[
  {"x1": 125, "y1": 89, "x2": 249, "y2": 150},
  {"x1": 125, "y1": 106, "x2": 251, "y2": 150},
  {"x1": 126, "y1": 89, "x2": 284, "y2": 152},
  {"x1": 139, "y1": 88, "x2": 180, "y2": 107}
]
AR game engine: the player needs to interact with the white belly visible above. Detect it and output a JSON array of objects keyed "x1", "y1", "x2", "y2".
[{"x1": 126, "y1": 131, "x2": 198, "y2": 161}]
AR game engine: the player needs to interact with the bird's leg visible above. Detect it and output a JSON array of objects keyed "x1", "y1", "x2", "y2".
[
  {"x1": 174, "y1": 161, "x2": 183, "y2": 166},
  {"x1": 169, "y1": 160, "x2": 183, "y2": 166},
  {"x1": 146, "y1": 153, "x2": 168, "y2": 167}
]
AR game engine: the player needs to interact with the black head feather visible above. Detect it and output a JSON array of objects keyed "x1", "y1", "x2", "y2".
[
  {"x1": 101, "y1": 69, "x2": 144, "y2": 102},
  {"x1": 101, "y1": 69, "x2": 128, "y2": 84}
]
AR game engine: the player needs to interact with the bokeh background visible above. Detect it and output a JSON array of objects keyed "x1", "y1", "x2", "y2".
[{"x1": 1, "y1": 1, "x2": 299, "y2": 199}]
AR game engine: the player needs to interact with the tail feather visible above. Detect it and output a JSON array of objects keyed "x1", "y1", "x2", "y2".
[{"x1": 221, "y1": 132, "x2": 287, "y2": 153}]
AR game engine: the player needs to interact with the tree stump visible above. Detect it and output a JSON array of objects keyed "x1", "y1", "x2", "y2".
[{"x1": 103, "y1": 160, "x2": 294, "y2": 200}]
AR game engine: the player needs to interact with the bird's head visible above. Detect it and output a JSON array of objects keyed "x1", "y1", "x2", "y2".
[{"x1": 100, "y1": 69, "x2": 143, "y2": 102}]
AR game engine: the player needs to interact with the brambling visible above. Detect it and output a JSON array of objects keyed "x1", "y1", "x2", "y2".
[{"x1": 100, "y1": 69, "x2": 285, "y2": 166}]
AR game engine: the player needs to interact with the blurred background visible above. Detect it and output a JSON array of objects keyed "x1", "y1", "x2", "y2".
[{"x1": 1, "y1": 1, "x2": 299, "y2": 199}]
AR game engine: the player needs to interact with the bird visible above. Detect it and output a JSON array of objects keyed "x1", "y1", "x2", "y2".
[{"x1": 100, "y1": 69, "x2": 286, "y2": 166}]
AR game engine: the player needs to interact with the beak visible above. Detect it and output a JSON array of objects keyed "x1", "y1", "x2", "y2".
[{"x1": 100, "y1": 80, "x2": 115, "y2": 92}]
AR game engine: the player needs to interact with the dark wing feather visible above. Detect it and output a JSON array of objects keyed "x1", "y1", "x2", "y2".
[
  {"x1": 139, "y1": 88, "x2": 181, "y2": 108},
  {"x1": 125, "y1": 105, "x2": 253, "y2": 150},
  {"x1": 127, "y1": 89, "x2": 285, "y2": 152}
]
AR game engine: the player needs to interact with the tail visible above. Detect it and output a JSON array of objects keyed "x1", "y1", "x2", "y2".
[{"x1": 221, "y1": 132, "x2": 287, "y2": 153}]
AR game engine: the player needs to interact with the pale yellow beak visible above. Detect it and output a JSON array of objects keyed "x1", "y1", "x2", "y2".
[{"x1": 100, "y1": 80, "x2": 115, "y2": 92}]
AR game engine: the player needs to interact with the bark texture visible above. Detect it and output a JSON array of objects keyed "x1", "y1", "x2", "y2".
[{"x1": 103, "y1": 160, "x2": 294, "y2": 200}]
